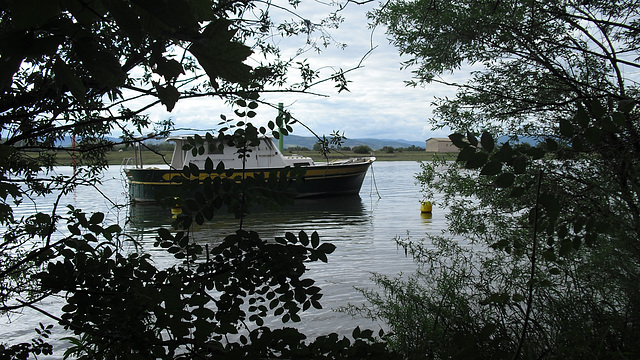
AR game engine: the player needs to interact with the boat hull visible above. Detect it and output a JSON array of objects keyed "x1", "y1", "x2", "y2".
[{"x1": 125, "y1": 160, "x2": 374, "y2": 203}]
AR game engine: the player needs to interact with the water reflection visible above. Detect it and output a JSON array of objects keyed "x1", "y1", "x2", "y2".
[
  {"x1": 130, "y1": 194, "x2": 366, "y2": 224},
  {"x1": 127, "y1": 195, "x2": 371, "y2": 245}
]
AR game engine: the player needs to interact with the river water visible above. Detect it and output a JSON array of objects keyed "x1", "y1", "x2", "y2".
[{"x1": 1, "y1": 161, "x2": 448, "y2": 354}]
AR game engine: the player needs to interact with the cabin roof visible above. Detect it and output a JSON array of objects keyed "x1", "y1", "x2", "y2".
[{"x1": 165, "y1": 134, "x2": 275, "y2": 142}]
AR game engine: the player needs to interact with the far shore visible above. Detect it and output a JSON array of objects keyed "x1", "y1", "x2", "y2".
[{"x1": 54, "y1": 149, "x2": 457, "y2": 166}]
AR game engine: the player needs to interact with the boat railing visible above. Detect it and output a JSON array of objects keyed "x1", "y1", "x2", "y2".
[
  {"x1": 121, "y1": 157, "x2": 136, "y2": 169},
  {"x1": 327, "y1": 157, "x2": 375, "y2": 165}
]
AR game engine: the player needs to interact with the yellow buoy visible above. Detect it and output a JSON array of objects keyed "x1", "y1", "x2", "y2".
[
  {"x1": 171, "y1": 197, "x2": 182, "y2": 218},
  {"x1": 420, "y1": 201, "x2": 432, "y2": 213},
  {"x1": 171, "y1": 206, "x2": 182, "y2": 218}
]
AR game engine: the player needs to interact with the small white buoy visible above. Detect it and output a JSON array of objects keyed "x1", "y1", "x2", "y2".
[{"x1": 420, "y1": 200, "x2": 432, "y2": 213}]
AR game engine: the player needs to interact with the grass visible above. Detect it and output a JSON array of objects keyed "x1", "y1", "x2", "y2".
[{"x1": 54, "y1": 149, "x2": 457, "y2": 166}]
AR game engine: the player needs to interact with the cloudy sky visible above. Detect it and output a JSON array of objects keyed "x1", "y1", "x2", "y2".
[{"x1": 143, "y1": 1, "x2": 461, "y2": 142}]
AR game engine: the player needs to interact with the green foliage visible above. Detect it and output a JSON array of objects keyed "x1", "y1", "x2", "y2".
[
  {"x1": 1, "y1": 0, "x2": 392, "y2": 358},
  {"x1": 399, "y1": 145, "x2": 423, "y2": 151},
  {"x1": 288, "y1": 146, "x2": 311, "y2": 152},
  {"x1": 381, "y1": 146, "x2": 394, "y2": 154},
  {"x1": 0, "y1": 323, "x2": 53, "y2": 360},
  {"x1": 313, "y1": 131, "x2": 348, "y2": 157},
  {"x1": 41, "y1": 208, "x2": 333, "y2": 357},
  {"x1": 346, "y1": 236, "x2": 517, "y2": 360},
  {"x1": 352, "y1": 145, "x2": 373, "y2": 154},
  {"x1": 363, "y1": 0, "x2": 640, "y2": 358}
]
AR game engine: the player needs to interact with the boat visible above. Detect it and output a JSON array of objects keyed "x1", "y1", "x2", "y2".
[{"x1": 123, "y1": 135, "x2": 375, "y2": 203}]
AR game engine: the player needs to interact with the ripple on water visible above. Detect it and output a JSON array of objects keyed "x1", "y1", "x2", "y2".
[{"x1": 2, "y1": 162, "x2": 451, "y2": 350}]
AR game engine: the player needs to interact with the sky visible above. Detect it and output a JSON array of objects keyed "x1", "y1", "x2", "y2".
[{"x1": 141, "y1": 1, "x2": 462, "y2": 142}]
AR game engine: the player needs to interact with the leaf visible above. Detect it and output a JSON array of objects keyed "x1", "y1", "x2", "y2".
[
  {"x1": 495, "y1": 142, "x2": 513, "y2": 162},
  {"x1": 480, "y1": 161, "x2": 502, "y2": 176},
  {"x1": 157, "y1": 227, "x2": 173, "y2": 240},
  {"x1": 204, "y1": 157, "x2": 214, "y2": 172},
  {"x1": 457, "y1": 146, "x2": 476, "y2": 162},
  {"x1": 467, "y1": 131, "x2": 478, "y2": 147},
  {"x1": 189, "y1": 19, "x2": 253, "y2": 85},
  {"x1": 511, "y1": 156, "x2": 527, "y2": 174},
  {"x1": 618, "y1": 98, "x2": 636, "y2": 114},
  {"x1": 317, "y1": 243, "x2": 336, "y2": 255},
  {"x1": 509, "y1": 186, "x2": 525, "y2": 198},
  {"x1": 590, "y1": 99, "x2": 606, "y2": 121},
  {"x1": 8, "y1": 0, "x2": 61, "y2": 30},
  {"x1": 154, "y1": 82, "x2": 180, "y2": 112},
  {"x1": 527, "y1": 147, "x2": 545, "y2": 160},
  {"x1": 68, "y1": 224, "x2": 81, "y2": 236},
  {"x1": 54, "y1": 59, "x2": 86, "y2": 102},
  {"x1": 311, "y1": 231, "x2": 320, "y2": 249},
  {"x1": 574, "y1": 105, "x2": 590, "y2": 127},
  {"x1": 559, "y1": 119, "x2": 574, "y2": 137},
  {"x1": 448, "y1": 133, "x2": 466, "y2": 148},
  {"x1": 61, "y1": 304, "x2": 77, "y2": 313},
  {"x1": 298, "y1": 231, "x2": 309, "y2": 246},
  {"x1": 584, "y1": 127, "x2": 601, "y2": 145},
  {"x1": 494, "y1": 172, "x2": 515, "y2": 188},
  {"x1": 544, "y1": 138, "x2": 559, "y2": 151},
  {"x1": 465, "y1": 152, "x2": 488, "y2": 169},
  {"x1": 74, "y1": 36, "x2": 126, "y2": 87},
  {"x1": 89, "y1": 212, "x2": 104, "y2": 224},
  {"x1": 102, "y1": 0, "x2": 144, "y2": 44},
  {"x1": 539, "y1": 193, "x2": 560, "y2": 218},
  {"x1": 559, "y1": 239, "x2": 574, "y2": 256},
  {"x1": 189, "y1": 162, "x2": 199, "y2": 177},
  {"x1": 285, "y1": 232, "x2": 297, "y2": 244},
  {"x1": 542, "y1": 249, "x2": 557, "y2": 262},
  {"x1": 155, "y1": 58, "x2": 185, "y2": 81},
  {"x1": 480, "y1": 132, "x2": 495, "y2": 152}
]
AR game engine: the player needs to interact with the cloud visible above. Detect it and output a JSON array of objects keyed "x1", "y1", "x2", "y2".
[{"x1": 139, "y1": 1, "x2": 459, "y2": 142}]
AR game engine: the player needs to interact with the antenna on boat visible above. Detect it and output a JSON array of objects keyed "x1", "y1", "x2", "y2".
[{"x1": 278, "y1": 102, "x2": 284, "y2": 153}]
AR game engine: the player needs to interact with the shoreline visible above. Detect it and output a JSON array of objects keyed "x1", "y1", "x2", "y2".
[{"x1": 54, "y1": 149, "x2": 457, "y2": 166}]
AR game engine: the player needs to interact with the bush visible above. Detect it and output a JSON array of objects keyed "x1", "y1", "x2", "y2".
[
  {"x1": 353, "y1": 145, "x2": 373, "y2": 154},
  {"x1": 287, "y1": 146, "x2": 310, "y2": 152}
]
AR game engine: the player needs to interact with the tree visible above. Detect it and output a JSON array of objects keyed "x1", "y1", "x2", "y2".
[
  {"x1": 352, "y1": 145, "x2": 373, "y2": 154},
  {"x1": 0, "y1": 0, "x2": 393, "y2": 358},
  {"x1": 352, "y1": 0, "x2": 640, "y2": 358}
]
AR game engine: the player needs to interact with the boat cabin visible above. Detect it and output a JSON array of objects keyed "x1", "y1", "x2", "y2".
[{"x1": 167, "y1": 135, "x2": 315, "y2": 170}]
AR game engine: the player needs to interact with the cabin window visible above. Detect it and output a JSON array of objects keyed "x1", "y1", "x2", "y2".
[{"x1": 207, "y1": 142, "x2": 224, "y2": 154}]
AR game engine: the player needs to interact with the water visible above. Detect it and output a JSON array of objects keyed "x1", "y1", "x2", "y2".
[{"x1": 1, "y1": 161, "x2": 448, "y2": 353}]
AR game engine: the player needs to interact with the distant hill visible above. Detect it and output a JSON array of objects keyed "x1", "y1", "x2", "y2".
[
  {"x1": 55, "y1": 134, "x2": 426, "y2": 150},
  {"x1": 279, "y1": 135, "x2": 425, "y2": 150}
]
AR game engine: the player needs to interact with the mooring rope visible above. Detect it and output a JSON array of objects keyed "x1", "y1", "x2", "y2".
[{"x1": 369, "y1": 162, "x2": 381, "y2": 199}]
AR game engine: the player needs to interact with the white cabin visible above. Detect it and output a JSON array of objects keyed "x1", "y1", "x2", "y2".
[{"x1": 167, "y1": 135, "x2": 315, "y2": 170}]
